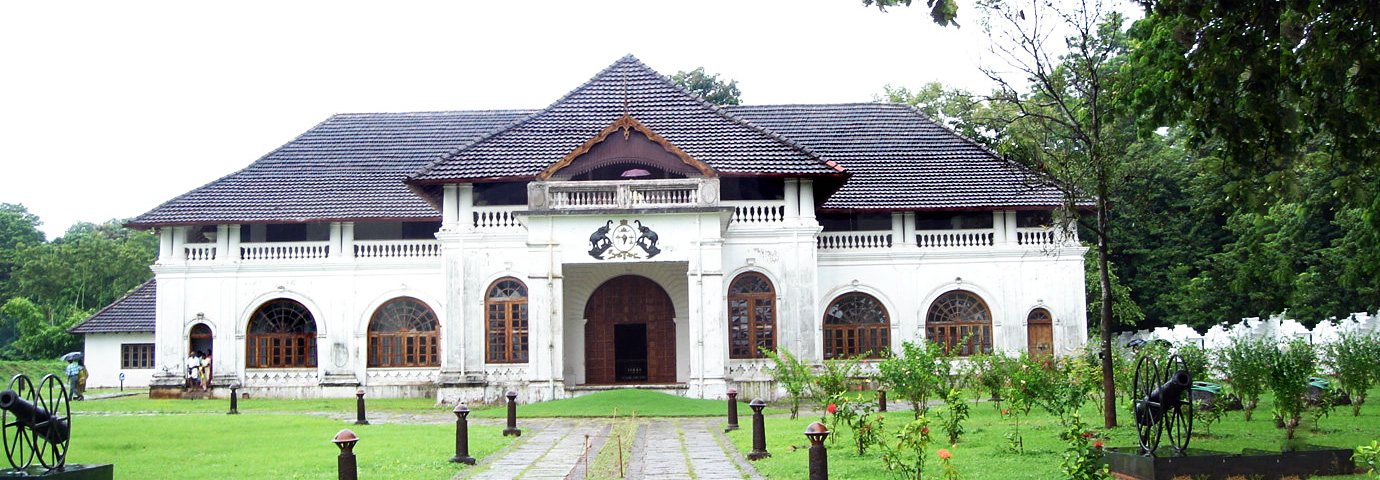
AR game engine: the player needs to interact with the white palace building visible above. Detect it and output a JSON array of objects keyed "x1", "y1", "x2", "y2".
[{"x1": 72, "y1": 56, "x2": 1088, "y2": 403}]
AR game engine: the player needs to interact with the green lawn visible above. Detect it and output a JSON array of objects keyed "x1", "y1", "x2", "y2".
[
  {"x1": 14, "y1": 386, "x2": 1379, "y2": 479},
  {"x1": 727, "y1": 389, "x2": 1380, "y2": 480}
]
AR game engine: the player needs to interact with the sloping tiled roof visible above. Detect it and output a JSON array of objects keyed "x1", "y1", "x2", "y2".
[
  {"x1": 408, "y1": 55, "x2": 842, "y2": 183},
  {"x1": 128, "y1": 110, "x2": 533, "y2": 227},
  {"x1": 726, "y1": 103, "x2": 1067, "y2": 210},
  {"x1": 68, "y1": 279, "x2": 156, "y2": 334}
]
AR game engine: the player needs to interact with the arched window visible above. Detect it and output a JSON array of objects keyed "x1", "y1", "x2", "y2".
[
  {"x1": 925, "y1": 291, "x2": 992, "y2": 356},
  {"x1": 728, "y1": 272, "x2": 776, "y2": 359},
  {"x1": 367, "y1": 297, "x2": 439, "y2": 367},
  {"x1": 823, "y1": 293, "x2": 890, "y2": 359},
  {"x1": 246, "y1": 299, "x2": 317, "y2": 368},
  {"x1": 486, "y1": 278, "x2": 529, "y2": 363}
]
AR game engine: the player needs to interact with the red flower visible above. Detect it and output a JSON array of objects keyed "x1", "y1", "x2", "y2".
[
  {"x1": 1001, "y1": 408, "x2": 1010, "y2": 415},
  {"x1": 1082, "y1": 432, "x2": 1094, "y2": 438},
  {"x1": 827, "y1": 403, "x2": 838, "y2": 414},
  {"x1": 1093, "y1": 440, "x2": 1104, "y2": 449},
  {"x1": 921, "y1": 427, "x2": 930, "y2": 434},
  {"x1": 938, "y1": 448, "x2": 952, "y2": 459}
]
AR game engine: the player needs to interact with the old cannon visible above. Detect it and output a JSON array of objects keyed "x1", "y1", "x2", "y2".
[
  {"x1": 1131, "y1": 354, "x2": 1193, "y2": 456},
  {"x1": 0, "y1": 374, "x2": 71, "y2": 471}
]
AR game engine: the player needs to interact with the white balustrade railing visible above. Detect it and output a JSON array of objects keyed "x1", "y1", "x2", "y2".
[
  {"x1": 725, "y1": 201, "x2": 786, "y2": 225},
  {"x1": 1016, "y1": 228, "x2": 1058, "y2": 245},
  {"x1": 532, "y1": 178, "x2": 716, "y2": 210},
  {"x1": 473, "y1": 207, "x2": 525, "y2": 231},
  {"x1": 184, "y1": 244, "x2": 217, "y2": 261},
  {"x1": 240, "y1": 242, "x2": 330, "y2": 261},
  {"x1": 817, "y1": 231, "x2": 892, "y2": 250},
  {"x1": 915, "y1": 229, "x2": 994, "y2": 248},
  {"x1": 354, "y1": 240, "x2": 441, "y2": 259}
]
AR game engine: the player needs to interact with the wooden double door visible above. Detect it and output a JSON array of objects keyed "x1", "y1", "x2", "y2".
[{"x1": 584, "y1": 275, "x2": 677, "y2": 384}]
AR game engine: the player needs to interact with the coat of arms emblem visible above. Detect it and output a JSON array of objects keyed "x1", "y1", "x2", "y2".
[{"x1": 589, "y1": 220, "x2": 661, "y2": 260}]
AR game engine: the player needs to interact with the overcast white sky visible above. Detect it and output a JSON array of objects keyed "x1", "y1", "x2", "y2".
[{"x1": 2, "y1": 0, "x2": 1010, "y2": 239}]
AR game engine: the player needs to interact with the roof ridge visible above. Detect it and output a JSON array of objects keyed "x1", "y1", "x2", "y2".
[{"x1": 407, "y1": 56, "x2": 644, "y2": 181}]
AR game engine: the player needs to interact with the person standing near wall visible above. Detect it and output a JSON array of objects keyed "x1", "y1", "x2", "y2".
[{"x1": 64, "y1": 359, "x2": 83, "y2": 401}]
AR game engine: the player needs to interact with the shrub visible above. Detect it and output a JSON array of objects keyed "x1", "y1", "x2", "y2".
[
  {"x1": 1324, "y1": 331, "x2": 1380, "y2": 416},
  {"x1": 1216, "y1": 336, "x2": 1274, "y2": 421},
  {"x1": 1266, "y1": 340, "x2": 1316, "y2": 440},
  {"x1": 763, "y1": 347, "x2": 812, "y2": 419},
  {"x1": 876, "y1": 339, "x2": 945, "y2": 418}
]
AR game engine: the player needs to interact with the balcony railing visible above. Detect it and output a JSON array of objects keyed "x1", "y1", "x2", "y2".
[
  {"x1": 1016, "y1": 227, "x2": 1064, "y2": 245},
  {"x1": 472, "y1": 206, "x2": 524, "y2": 231},
  {"x1": 354, "y1": 240, "x2": 441, "y2": 259},
  {"x1": 818, "y1": 231, "x2": 893, "y2": 250},
  {"x1": 529, "y1": 178, "x2": 716, "y2": 210},
  {"x1": 184, "y1": 244, "x2": 217, "y2": 262},
  {"x1": 725, "y1": 201, "x2": 786, "y2": 225},
  {"x1": 241, "y1": 242, "x2": 330, "y2": 261},
  {"x1": 916, "y1": 229, "x2": 994, "y2": 248}
]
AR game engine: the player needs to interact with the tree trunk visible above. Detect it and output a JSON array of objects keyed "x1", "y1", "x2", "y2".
[{"x1": 1099, "y1": 185, "x2": 1117, "y2": 429}]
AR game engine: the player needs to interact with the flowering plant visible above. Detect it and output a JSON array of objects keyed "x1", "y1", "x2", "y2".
[{"x1": 937, "y1": 448, "x2": 961, "y2": 480}]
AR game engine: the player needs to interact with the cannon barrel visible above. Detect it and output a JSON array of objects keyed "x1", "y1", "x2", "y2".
[
  {"x1": 1134, "y1": 370, "x2": 1191, "y2": 427},
  {"x1": 0, "y1": 389, "x2": 69, "y2": 445}
]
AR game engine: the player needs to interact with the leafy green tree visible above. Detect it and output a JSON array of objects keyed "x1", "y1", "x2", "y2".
[
  {"x1": 1, "y1": 297, "x2": 83, "y2": 360},
  {"x1": 1130, "y1": 1, "x2": 1380, "y2": 205},
  {"x1": 0, "y1": 203, "x2": 46, "y2": 300},
  {"x1": 860, "y1": 0, "x2": 959, "y2": 27},
  {"x1": 10, "y1": 219, "x2": 157, "y2": 315},
  {"x1": 976, "y1": 0, "x2": 1137, "y2": 428},
  {"x1": 670, "y1": 68, "x2": 741, "y2": 106}
]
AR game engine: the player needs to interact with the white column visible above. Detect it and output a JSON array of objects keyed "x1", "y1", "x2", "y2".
[
  {"x1": 784, "y1": 178, "x2": 801, "y2": 223},
  {"x1": 158, "y1": 228, "x2": 173, "y2": 263},
  {"x1": 340, "y1": 222, "x2": 355, "y2": 259},
  {"x1": 226, "y1": 224, "x2": 241, "y2": 261},
  {"x1": 214, "y1": 225, "x2": 230, "y2": 262},
  {"x1": 458, "y1": 184, "x2": 475, "y2": 232},
  {"x1": 441, "y1": 184, "x2": 460, "y2": 231},
  {"x1": 799, "y1": 179, "x2": 816, "y2": 222},
  {"x1": 891, "y1": 213, "x2": 904, "y2": 249},
  {"x1": 329, "y1": 222, "x2": 343, "y2": 259},
  {"x1": 902, "y1": 212, "x2": 916, "y2": 248},
  {"x1": 171, "y1": 226, "x2": 187, "y2": 262}
]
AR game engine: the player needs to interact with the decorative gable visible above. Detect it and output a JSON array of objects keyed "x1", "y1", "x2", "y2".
[{"x1": 539, "y1": 115, "x2": 716, "y2": 181}]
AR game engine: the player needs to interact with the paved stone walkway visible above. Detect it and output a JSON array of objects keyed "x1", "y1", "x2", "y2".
[{"x1": 455, "y1": 417, "x2": 764, "y2": 480}]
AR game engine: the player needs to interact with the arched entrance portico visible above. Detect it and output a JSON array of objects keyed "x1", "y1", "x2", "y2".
[{"x1": 584, "y1": 275, "x2": 676, "y2": 384}]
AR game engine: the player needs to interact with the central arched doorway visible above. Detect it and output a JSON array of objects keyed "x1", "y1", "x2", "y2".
[{"x1": 584, "y1": 275, "x2": 676, "y2": 384}]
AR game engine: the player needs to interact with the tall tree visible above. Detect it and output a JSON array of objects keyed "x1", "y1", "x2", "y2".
[
  {"x1": 977, "y1": 0, "x2": 1136, "y2": 428},
  {"x1": 671, "y1": 68, "x2": 742, "y2": 106},
  {"x1": 10, "y1": 219, "x2": 156, "y2": 317},
  {"x1": 0, "y1": 203, "x2": 45, "y2": 301},
  {"x1": 1130, "y1": 1, "x2": 1380, "y2": 203}
]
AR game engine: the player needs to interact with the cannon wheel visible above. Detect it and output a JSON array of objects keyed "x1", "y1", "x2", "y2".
[
  {"x1": 1132, "y1": 355, "x2": 1163, "y2": 455},
  {"x1": 2, "y1": 374, "x2": 36, "y2": 469},
  {"x1": 1161, "y1": 355, "x2": 1193, "y2": 456}
]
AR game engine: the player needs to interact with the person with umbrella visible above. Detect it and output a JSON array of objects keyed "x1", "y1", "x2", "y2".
[{"x1": 63, "y1": 352, "x2": 84, "y2": 400}]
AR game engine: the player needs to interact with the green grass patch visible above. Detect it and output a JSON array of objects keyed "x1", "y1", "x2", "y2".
[
  {"x1": 70, "y1": 392, "x2": 450, "y2": 415},
  {"x1": 468, "y1": 389, "x2": 783, "y2": 418},
  {"x1": 66, "y1": 413, "x2": 511, "y2": 479},
  {"x1": 0, "y1": 361, "x2": 65, "y2": 383},
  {"x1": 728, "y1": 388, "x2": 1380, "y2": 480}
]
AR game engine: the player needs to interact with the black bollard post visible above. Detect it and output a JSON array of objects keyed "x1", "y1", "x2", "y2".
[
  {"x1": 805, "y1": 421, "x2": 830, "y2": 480},
  {"x1": 354, "y1": 389, "x2": 369, "y2": 425},
  {"x1": 333, "y1": 429, "x2": 359, "y2": 480},
  {"x1": 725, "y1": 388, "x2": 740, "y2": 432},
  {"x1": 228, "y1": 383, "x2": 240, "y2": 415},
  {"x1": 450, "y1": 403, "x2": 476, "y2": 464},
  {"x1": 747, "y1": 398, "x2": 771, "y2": 460},
  {"x1": 878, "y1": 389, "x2": 887, "y2": 412},
  {"x1": 502, "y1": 391, "x2": 522, "y2": 437}
]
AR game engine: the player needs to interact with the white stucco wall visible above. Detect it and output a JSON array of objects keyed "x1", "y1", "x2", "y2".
[{"x1": 83, "y1": 332, "x2": 156, "y2": 388}]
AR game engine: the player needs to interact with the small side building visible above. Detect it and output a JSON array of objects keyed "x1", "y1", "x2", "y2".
[{"x1": 67, "y1": 279, "x2": 157, "y2": 389}]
